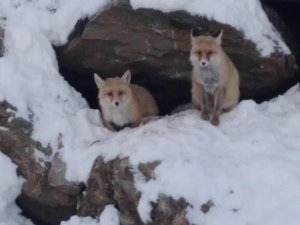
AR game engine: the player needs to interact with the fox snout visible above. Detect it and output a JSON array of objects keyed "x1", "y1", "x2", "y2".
[
  {"x1": 112, "y1": 100, "x2": 120, "y2": 107},
  {"x1": 199, "y1": 60, "x2": 208, "y2": 67}
]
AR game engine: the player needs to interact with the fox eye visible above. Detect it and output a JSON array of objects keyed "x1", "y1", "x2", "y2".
[
  {"x1": 196, "y1": 51, "x2": 202, "y2": 56},
  {"x1": 107, "y1": 92, "x2": 113, "y2": 97},
  {"x1": 118, "y1": 91, "x2": 124, "y2": 96}
]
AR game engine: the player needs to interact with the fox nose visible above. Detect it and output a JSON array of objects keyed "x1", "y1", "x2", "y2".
[
  {"x1": 200, "y1": 60, "x2": 208, "y2": 67},
  {"x1": 114, "y1": 101, "x2": 119, "y2": 106}
]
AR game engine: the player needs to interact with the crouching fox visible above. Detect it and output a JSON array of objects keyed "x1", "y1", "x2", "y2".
[
  {"x1": 190, "y1": 29, "x2": 240, "y2": 126},
  {"x1": 94, "y1": 70, "x2": 159, "y2": 131}
]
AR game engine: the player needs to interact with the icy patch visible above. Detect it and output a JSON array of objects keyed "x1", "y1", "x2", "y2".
[{"x1": 130, "y1": 0, "x2": 290, "y2": 56}]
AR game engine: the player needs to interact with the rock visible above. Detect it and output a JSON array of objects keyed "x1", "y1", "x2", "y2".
[
  {"x1": 79, "y1": 157, "x2": 189, "y2": 225},
  {"x1": 0, "y1": 101, "x2": 80, "y2": 225},
  {"x1": 78, "y1": 157, "x2": 143, "y2": 225},
  {"x1": 150, "y1": 195, "x2": 189, "y2": 225},
  {"x1": 48, "y1": 154, "x2": 83, "y2": 196},
  {"x1": 57, "y1": 1, "x2": 298, "y2": 114},
  {"x1": 138, "y1": 161, "x2": 161, "y2": 181},
  {"x1": 200, "y1": 200, "x2": 214, "y2": 214},
  {"x1": 263, "y1": 0, "x2": 300, "y2": 65}
]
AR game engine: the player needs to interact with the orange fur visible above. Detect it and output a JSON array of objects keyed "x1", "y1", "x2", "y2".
[
  {"x1": 94, "y1": 70, "x2": 158, "y2": 131},
  {"x1": 190, "y1": 30, "x2": 240, "y2": 126}
]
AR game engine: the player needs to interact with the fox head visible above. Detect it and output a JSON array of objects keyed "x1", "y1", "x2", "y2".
[
  {"x1": 190, "y1": 29, "x2": 223, "y2": 69},
  {"x1": 94, "y1": 70, "x2": 132, "y2": 108}
]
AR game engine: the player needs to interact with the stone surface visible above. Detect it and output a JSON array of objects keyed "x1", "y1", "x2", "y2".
[
  {"x1": 138, "y1": 160, "x2": 161, "y2": 181},
  {"x1": 78, "y1": 157, "x2": 144, "y2": 225},
  {"x1": 150, "y1": 195, "x2": 189, "y2": 225},
  {"x1": 57, "y1": 1, "x2": 298, "y2": 114}
]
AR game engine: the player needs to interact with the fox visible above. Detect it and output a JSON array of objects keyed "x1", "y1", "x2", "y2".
[
  {"x1": 190, "y1": 29, "x2": 240, "y2": 126},
  {"x1": 94, "y1": 70, "x2": 159, "y2": 131}
]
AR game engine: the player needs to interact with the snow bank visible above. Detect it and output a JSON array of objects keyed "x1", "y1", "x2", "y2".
[
  {"x1": 130, "y1": 0, "x2": 290, "y2": 56},
  {"x1": 0, "y1": 0, "x2": 109, "y2": 158},
  {"x1": 63, "y1": 85, "x2": 300, "y2": 225},
  {"x1": 0, "y1": 152, "x2": 33, "y2": 225},
  {"x1": 0, "y1": 0, "x2": 109, "y2": 45}
]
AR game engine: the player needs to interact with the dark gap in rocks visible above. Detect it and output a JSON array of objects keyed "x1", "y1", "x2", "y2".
[
  {"x1": 248, "y1": 72, "x2": 299, "y2": 103},
  {"x1": 58, "y1": 66, "x2": 191, "y2": 116},
  {"x1": 263, "y1": 1, "x2": 300, "y2": 67},
  {"x1": 16, "y1": 197, "x2": 52, "y2": 225},
  {"x1": 251, "y1": 1, "x2": 300, "y2": 102}
]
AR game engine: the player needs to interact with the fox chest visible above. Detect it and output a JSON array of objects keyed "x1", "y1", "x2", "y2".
[
  {"x1": 102, "y1": 107, "x2": 131, "y2": 126},
  {"x1": 198, "y1": 68, "x2": 220, "y2": 93}
]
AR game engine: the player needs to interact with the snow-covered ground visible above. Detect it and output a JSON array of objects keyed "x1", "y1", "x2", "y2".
[{"x1": 0, "y1": 0, "x2": 299, "y2": 225}]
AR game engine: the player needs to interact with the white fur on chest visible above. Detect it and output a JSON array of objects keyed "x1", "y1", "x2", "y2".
[
  {"x1": 197, "y1": 67, "x2": 220, "y2": 93},
  {"x1": 102, "y1": 106, "x2": 131, "y2": 126}
]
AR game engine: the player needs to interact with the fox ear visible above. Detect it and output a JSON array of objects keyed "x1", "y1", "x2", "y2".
[
  {"x1": 94, "y1": 73, "x2": 105, "y2": 89},
  {"x1": 214, "y1": 29, "x2": 223, "y2": 45},
  {"x1": 121, "y1": 70, "x2": 131, "y2": 84}
]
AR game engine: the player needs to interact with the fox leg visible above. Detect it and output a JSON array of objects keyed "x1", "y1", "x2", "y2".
[
  {"x1": 200, "y1": 85, "x2": 210, "y2": 121},
  {"x1": 211, "y1": 87, "x2": 225, "y2": 126},
  {"x1": 103, "y1": 120, "x2": 116, "y2": 131},
  {"x1": 191, "y1": 81, "x2": 202, "y2": 110}
]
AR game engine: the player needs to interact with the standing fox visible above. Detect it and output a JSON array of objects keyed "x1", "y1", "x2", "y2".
[
  {"x1": 94, "y1": 70, "x2": 159, "y2": 131},
  {"x1": 190, "y1": 29, "x2": 240, "y2": 126}
]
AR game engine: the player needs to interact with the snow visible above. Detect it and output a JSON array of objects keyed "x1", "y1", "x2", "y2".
[
  {"x1": 130, "y1": 0, "x2": 290, "y2": 56},
  {"x1": 63, "y1": 85, "x2": 300, "y2": 225},
  {"x1": 0, "y1": 152, "x2": 33, "y2": 225},
  {"x1": 61, "y1": 205, "x2": 119, "y2": 225},
  {"x1": 0, "y1": 0, "x2": 299, "y2": 225}
]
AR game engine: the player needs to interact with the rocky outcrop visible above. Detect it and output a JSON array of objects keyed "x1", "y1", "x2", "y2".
[
  {"x1": 0, "y1": 101, "x2": 80, "y2": 224},
  {"x1": 57, "y1": 1, "x2": 298, "y2": 114},
  {"x1": 78, "y1": 157, "x2": 189, "y2": 225}
]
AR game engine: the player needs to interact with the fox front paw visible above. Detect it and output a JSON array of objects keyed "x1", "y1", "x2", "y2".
[
  {"x1": 211, "y1": 117, "x2": 220, "y2": 126},
  {"x1": 201, "y1": 111, "x2": 210, "y2": 121}
]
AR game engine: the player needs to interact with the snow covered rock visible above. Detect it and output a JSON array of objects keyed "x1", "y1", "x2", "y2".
[
  {"x1": 57, "y1": 0, "x2": 297, "y2": 114},
  {"x1": 0, "y1": 102, "x2": 80, "y2": 225},
  {"x1": 78, "y1": 157, "x2": 189, "y2": 225}
]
